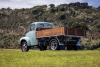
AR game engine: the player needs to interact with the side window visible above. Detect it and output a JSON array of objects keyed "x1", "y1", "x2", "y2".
[
  {"x1": 47, "y1": 24, "x2": 52, "y2": 28},
  {"x1": 30, "y1": 24, "x2": 35, "y2": 31},
  {"x1": 40, "y1": 24, "x2": 44, "y2": 27}
]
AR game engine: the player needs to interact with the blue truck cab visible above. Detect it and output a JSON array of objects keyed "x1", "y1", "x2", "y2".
[{"x1": 19, "y1": 22, "x2": 53, "y2": 51}]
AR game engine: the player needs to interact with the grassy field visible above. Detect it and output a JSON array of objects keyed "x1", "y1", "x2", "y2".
[{"x1": 0, "y1": 49, "x2": 100, "y2": 67}]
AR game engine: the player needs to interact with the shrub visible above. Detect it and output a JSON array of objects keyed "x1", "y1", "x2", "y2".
[
  {"x1": 97, "y1": 6, "x2": 100, "y2": 10},
  {"x1": 0, "y1": 13, "x2": 6, "y2": 17},
  {"x1": 39, "y1": 12, "x2": 42, "y2": 16},
  {"x1": 97, "y1": 28, "x2": 100, "y2": 32},
  {"x1": 49, "y1": 4, "x2": 55, "y2": 8},
  {"x1": 79, "y1": 22, "x2": 88, "y2": 30},
  {"x1": 67, "y1": 21, "x2": 74, "y2": 27},
  {"x1": 34, "y1": 15, "x2": 38, "y2": 19},
  {"x1": 71, "y1": 22, "x2": 80, "y2": 28},
  {"x1": 20, "y1": 8, "x2": 25, "y2": 11},
  {"x1": 93, "y1": 21, "x2": 98, "y2": 25},
  {"x1": 59, "y1": 14, "x2": 66, "y2": 20},
  {"x1": 74, "y1": 6, "x2": 78, "y2": 10},
  {"x1": 64, "y1": 6, "x2": 68, "y2": 10},
  {"x1": 96, "y1": 24, "x2": 100, "y2": 28},
  {"x1": 59, "y1": 6, "x2": 65, "y2": 11},
  {"x1": 80, "y1": 38, "x2": 100, "y2": 50},
  {"x1": 49, "y1": 8, "x2": 55, "y2": 13},
  {"x1": 32, "y1": 6, "x2": 43, "y2": 14}
]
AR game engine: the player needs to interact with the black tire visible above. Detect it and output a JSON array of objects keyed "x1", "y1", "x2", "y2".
[
  {"x1": 49, "y1": 38, "x2": 60, "y2": 50},
  {"x1": 21, "y1": 41, "x2": 29, "y2": 52},
  {"x1": 39, "y1": 46, "x2": 47, "y2": 51}
]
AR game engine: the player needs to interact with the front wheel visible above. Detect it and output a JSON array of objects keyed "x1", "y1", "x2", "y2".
[
  {"x1": 21, "y1": 41, "x2": 29, "y2": 52},
  {"x1": 49, "y1": 39, "x2": 60, "y2": 50}
]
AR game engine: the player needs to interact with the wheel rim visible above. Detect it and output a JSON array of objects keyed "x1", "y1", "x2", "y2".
[
  {"x1": 51, "y1": 40, "x2": 57, "y2": 50},
  {"x1": 22, "y1": 42, "x2": 27, "y2": 51}
]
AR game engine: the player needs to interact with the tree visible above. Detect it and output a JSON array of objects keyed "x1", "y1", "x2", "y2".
[
  {"x1": 74, "y1": 6, "x2": 78, "y2": 10},
  {"x1": 7, "y1": 7, "x2": 11, "y2": 10},
  {"x1": 67, "y1": 21, "x2": 74, "y2": 27},
  {"x1": 71, "y1": 22, "x2": 80, "y2": 28},
  {"x1": 85, "y1": 9, "x2": 92, "y2": 14},
  {"x1": 49, "y1": 4, "x2": 55, "y2": 8},
  {"x1": 98, "y1": 6, "x2": 100, "y2": 10},
  {"x1": 64, "y1": 6, "x2": 68, "y2": 10},
  {"x1": 42, "y1": 5, "x2": 47, "y2": 8},
  {"x1": 32, "y1": 6, "x2": 43, "y2": 14},
  {"x1": 49, "y1": 8, "x2": 55, "y2": 13},
  {"x1": 20, "y1": 8, "x2": 25, "y2": 11},
  {"x1": 59, "y1": 14, "x2": 66, "y2": 20},
  {"x1": 79, "y1": 22, "x2": 88, "y2": 30},
  {"x1": 72, "y1": 11, "x2": 75, "y2": 17},
  {"x1": 59, "y1": 6, "x2": 65, "y2": 11}
]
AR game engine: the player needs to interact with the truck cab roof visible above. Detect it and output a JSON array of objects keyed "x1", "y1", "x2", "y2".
[
  {"x1": 30, "y1": 22, "x2": 54, "y2": 31},
  {"x1": 31, "y1": 22, "x2": 53, "y2": 25}
]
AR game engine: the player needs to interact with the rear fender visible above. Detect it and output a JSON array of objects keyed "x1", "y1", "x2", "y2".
[{"x1": 19, "y1": 37, "x2": 31, "y2": 46}]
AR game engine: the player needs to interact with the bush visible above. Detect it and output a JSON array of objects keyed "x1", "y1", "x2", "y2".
[
  {"x1": 96, "y1": 24, "x2": 100, "y2": 28},
  {"x1": 97, "y1": 28, "x2": 100, "y2": 32},
  {"x1": 80, "y1": 38, "x2": 100, "y2": 50},
  {"x1": 0, "y1": 13, "x2": 6, "y2": 17},
  {"x1": 20, "y1": 8, "x2": 25, "y2": 11},
  {"x1": 59, "y1": 6, "x2": 65, "y2": 11},
  {"x1": 34, "y1": 15, "x2": 38, "y2": 19},
  {"x1": 39, "y1": 12, "x2": 42, "y2": 16},
  {"x1": 93, "y1": 21, "x2": 98, "y2": 25},
  {"x1": 49, "y1": 4, "x2": 55, "y2": 8},
  {"x1": 79, "y1": 22, "x2": 88, "y2": 30},
  {"x1": 74, "y1": 6, "x2": 78, "y2": 10},
  {"x1": 32, "y1": 6, "x2": 43, "y2": 14},
  {"x1": 97, "y1": 6, "x2": 100, "y2": 10},
  {"x1": 67, "y1": 21, "x2": 74, "y2": 27},
  {"x1": 71, "y1": 22, "x2": 80, "y2": 28},
  {"x1": 71, "y1": 22, "x2": 88, "y2": 30},
  {"x1": 49, "y1": 8, "x2": 55, "y2": 13},
  {"x1": 64, "y1": 6, "x2": 68, "y2": 10},
  {"x1": 59, "y1": 14, "x2": 66, "y2": 20}
]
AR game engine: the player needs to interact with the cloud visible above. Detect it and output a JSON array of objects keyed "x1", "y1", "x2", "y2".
[{"x1": 0, "y1": 0, "x2": 91, "y2": 9}]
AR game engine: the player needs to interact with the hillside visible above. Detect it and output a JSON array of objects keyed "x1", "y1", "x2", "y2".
[{"x1": 0, "y1": 2, "x2": 100, "y2": 49}]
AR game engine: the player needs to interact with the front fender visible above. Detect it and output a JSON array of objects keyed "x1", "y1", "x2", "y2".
[{"x1": 19, "y1": 37, "x2": 31, "y2": 46}]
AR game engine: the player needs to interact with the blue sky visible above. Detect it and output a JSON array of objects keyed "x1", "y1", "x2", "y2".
[
  {"x1": 0, "y1": 0, "x2": 100, "y2": 9},
  {"x1": 83, "y1": 0, "x2": 100, "y2": 7}
]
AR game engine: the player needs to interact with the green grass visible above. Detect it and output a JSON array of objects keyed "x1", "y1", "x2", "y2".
[{"x1": 0, "y1": 49, "x2": 100, "y2": 67}]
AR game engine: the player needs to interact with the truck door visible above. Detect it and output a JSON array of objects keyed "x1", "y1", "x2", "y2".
[{"x1": 29, "y1": 24, "x2": 38, "y2": 46}]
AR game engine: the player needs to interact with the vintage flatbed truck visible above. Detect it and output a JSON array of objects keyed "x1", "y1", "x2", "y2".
[{"x1": 19, "y1": 22, "x2": 86, "y2": 52}]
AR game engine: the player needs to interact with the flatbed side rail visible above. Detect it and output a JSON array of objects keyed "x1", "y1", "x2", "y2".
[{"x1": 36, "y1": 27, "x2": 86, "y2": 38}]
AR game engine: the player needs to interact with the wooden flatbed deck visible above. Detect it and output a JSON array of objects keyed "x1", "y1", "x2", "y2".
[{"x1": 36, "y1": 27, "x2": 86, "y2": 38}]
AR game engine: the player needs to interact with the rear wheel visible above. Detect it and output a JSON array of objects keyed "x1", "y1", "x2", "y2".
[
  {"x1": 49, "y1": 39, "x2": 60, "y2": 50},
  {"x1": 21, "y1": 41, "x2": 29, "y2": 52}
]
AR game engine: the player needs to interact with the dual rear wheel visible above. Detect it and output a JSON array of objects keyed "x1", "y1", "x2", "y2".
[
  {"x1": 49, "y1": 39, "x2": 60, "y2": 50},
  {"x1": 39, "y1": 38, "x2": 60, "y2": 51}
]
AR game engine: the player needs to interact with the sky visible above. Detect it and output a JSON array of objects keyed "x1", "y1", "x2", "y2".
[{"x1": 0, "y1": 0, "x2": 100, "y2": 9}]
